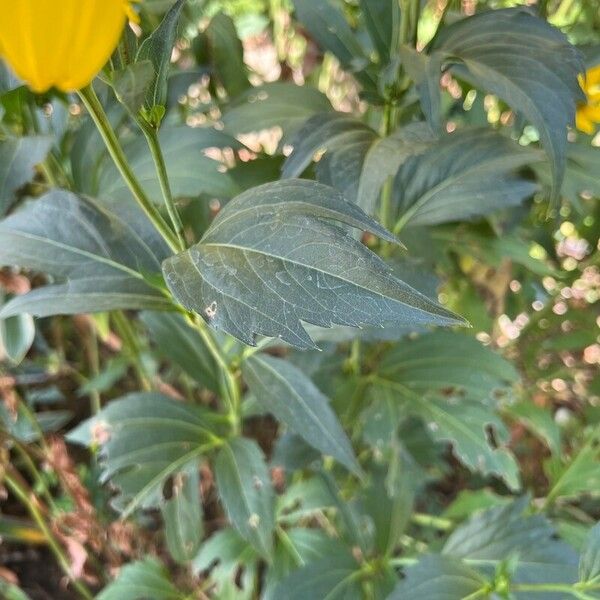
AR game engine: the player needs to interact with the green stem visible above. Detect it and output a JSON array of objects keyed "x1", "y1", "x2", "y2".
[
  {"x1": 112, "y1": 311, "x2": 152, "y2": 392},
  {"x1": 5, "y1": 472, "x2": 94, "y2": 600},
  {"x1": 139, "y1": 123, "x2": 186, "y2": 251},
  {"x1": 379, "y1": 102, "x2": 397, "y2": 232},
  {"x1": 411, "y1": 512, "x2": 453, "y2": 530},
  {"x1": 190, "y1": 315, "x2": 241, "y2": 435},
  {"x1": 78, "y1": 84, "x2": 180, "y2": 253}
]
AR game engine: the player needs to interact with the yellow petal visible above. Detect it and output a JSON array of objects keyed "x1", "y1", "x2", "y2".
[
  {"x1": 0, "y1": 0, "x2": 133, "y2": 93},
  {"x1": 586, "y1": 64, "x2": 600, "y2": 86},
  {"x1": 576, "y1": 110, "x2": 596, "y2": 135}
]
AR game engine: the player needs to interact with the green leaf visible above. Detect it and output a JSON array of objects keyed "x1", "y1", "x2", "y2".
[
  {"x1": 264, "y1": 529, "x2": 350, "y2": 600},
  {"x1": 0, "y1": 191, "x2": 171, "y2": 318},
  {"x1": 111, "y1": 60, "x2": 156, "y2": 116},
  {"x1": 292, "y1": 0, "x2": 377, "y2": 91},
  {"x1": 97, "y1": 126, "x2": 241, "y2": 203},
  {"x1": 415, "y1": 396, "x2": 520, "y2": 490},
  {"x1": 377, "y1": 331, "x2": 519, "y2": 402},
  {"x1": 0, "y1": 136, "x2": 53, "y2": 215},
  {"x1": 214, "y1": 438, "x2": 275, "y2": 559},
  {"x1": 360, "y1": 463, "x2": 414, "y2": 555},
  {"x1": 161, "y1": 463, "x2": 203, "y2": 564},
  {"x1": 67, "y1": 392, "x2": 222, "y2": 516},
  {"x1": 282, "y1": 112, "x2": 375, "y2": 180},
  {"x1": 204, "y1": 12, "x2": 250, "y2": 98},
  {"x1": 97, "y1": 557, "x2": 184, "y2": 600},
  {"x1": 505, "y1": 401, "x2": 561, "y2": 453},
  {"x1": 579, "y1": 522, "x2": 600, "y2": 588},
  {"x1": 443, "y1": 498, "x2": 579, "y2": 588},
  {"x1": 421, "y1": 8, "x2": 583, "y2": 200},
  {"x1": 544, "y1": 431, "x2": 600, "y2": 503},
  {"x1": 140, "y1": 311, "x2": 219, "y2": 392},
  {"x1": 371, "y1": 331, "x2": 520, "y2": 487},
  {"x1": 222, "y1": 82, "x2": 332, "y2": 137},
  {"x1": 163, "y1": 179, "x2": 463, "y2": 349},
  {"x1": 393, "y1": 128, "x2": 543, "y2": 230},
  {"x1": 357, "y1": 123, "x2": 434, "y2": 215},
  {"x1": 192, "y1": 528, "x2": 259, "y2": 600},
  {"x1": 135, "y1": 0, "x2": 185, "y2": 119},
  {"x1": 270, "y1": 552, "x2": 362, "y2": 600},
  {"x1": 359, "y1": 0, "x2": 400, "y2": 64},
  {"x1": 0, "y1": 295, "x2": 34, "y2": 364},
  {"x1": 242, "y1": 354, "x2": 359, "y2": 474},
  {"x1": 389, "y1": 555, "x2": 487, "y2": 600}
]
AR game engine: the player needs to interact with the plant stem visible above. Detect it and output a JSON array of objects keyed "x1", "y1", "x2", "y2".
[
  {"x1": 78, "y1": 84, "x2": 180, "y2": 254},
  {"x1": 112, "y1": 311, "x2": 152, "y2": 392},
  {"x1": 379, "y1": 102, "x2": 396, "y2": 231},
  {"x1": 4, "y1": 471, "x2": 94, "y2": 600},
  {"x1": 139, "y1": 123, "x2": 186, "y2": 251},
  {"x1": 190, "y1": 315, "x2": 241, "y2": 435}
]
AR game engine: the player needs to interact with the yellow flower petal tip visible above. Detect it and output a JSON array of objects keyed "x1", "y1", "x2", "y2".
[
  {"x1": 0, "y1": 0, "x2": 136, "y2": 93},
  {"x1": 576, "y1": 65, "x2": 600, "y2": 135}
]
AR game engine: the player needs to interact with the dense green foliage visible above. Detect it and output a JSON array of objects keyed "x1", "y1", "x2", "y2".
[{"x1": 0, "y1": 1, "x2": 599, "y2": 599}]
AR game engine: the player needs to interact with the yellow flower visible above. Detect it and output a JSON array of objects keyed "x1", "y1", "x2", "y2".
[
  {"x1": 576, "y1": 65, "x2": 600, "y2": 135},
  {"x1": 0, "y1": 0, "x2": 138, "y2": 93}
]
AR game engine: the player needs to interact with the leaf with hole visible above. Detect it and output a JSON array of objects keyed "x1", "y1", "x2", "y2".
[
  {"x1": 162, "y1": 179, "x2": 463, "y2": 349},
  {"x1": 97, "y1": 557, "x2": 185, "y2": 600},
  {"x1": 67, "y1": 392, "x2": 223, "y2": 516}
]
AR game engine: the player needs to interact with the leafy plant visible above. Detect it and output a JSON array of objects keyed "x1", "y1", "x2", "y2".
[{"x1": 0, "y1": 0, "x2": 599, "y2": 599}]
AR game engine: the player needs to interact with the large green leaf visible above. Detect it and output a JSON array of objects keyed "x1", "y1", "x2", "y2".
[
  {"x1": 67, "y1": 393, "x2": 222, "y2": 516},
  {"x1": 419, "y1": 8, "x2": 583, "y2": 199},
  {"x1": 214, "y1": 438, "x2": 275, "y2": 559},
  {"x1": 371, "y1": 331, "x2": 520, "y2": 487},
  {"x1": 443, "y1": 499, "x2": 579, "y2": 593},
  {"x1": 393, "y1": 128, "x2": 542, "y2": 230},
  {"x1": 97, "y1": 126, "x2": 241, "y2": 203},
  {"x1": 0, "y1": 191, "x2": 172, "y2": 318},
  {"x1": 140, "y1": 311, "x2": 219, "y2": 392},
  {"x1": 97, "y1": 557, "x2": 184, "y2": 600},
  {"x1": 377, "y1": 331, "x2": 519, "y2": 402},
  {"x1": 242, "y1": 354, "x2": 359, "y2": 474},
  {"x1": 162, "y1": 180, "x2": 463, "y2": 349},
  {"x1": 222, "y1": 83, "x2": 332, "y2": 137},
  {"x1": 136, "y1": 0, "x2": 185, "y2": 118},
  {"x1": 0, "y1": 136, "x2": 53, "y2": 215},
  {"x1": 388, "y1": 555, "x2": 487, "y2": 600}
]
